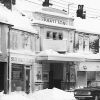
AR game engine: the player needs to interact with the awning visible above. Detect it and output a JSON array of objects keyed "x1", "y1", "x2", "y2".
[{"x1": 36, "y1": 49, "x2": 85, "y2": 62}]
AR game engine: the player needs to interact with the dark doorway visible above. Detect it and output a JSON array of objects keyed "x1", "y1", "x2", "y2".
[
  {"x1": 0, "y1": 62, "x2": 5, "y2": 92},
  {"x1": 25, "y1": 66, "x2": 30, "y2": 94},
  {"x1": 49, "y1": 63, "x2": 63, "y2": 89}
]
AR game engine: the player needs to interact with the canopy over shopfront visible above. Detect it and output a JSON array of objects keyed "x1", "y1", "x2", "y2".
[{"x1": 36, "y1": 49, "x2": 85, "y2": 62}]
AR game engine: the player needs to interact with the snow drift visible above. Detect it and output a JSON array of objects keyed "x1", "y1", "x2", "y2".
[{"x1": 0, "y1": 88, "x2": 76, "y2": 100}]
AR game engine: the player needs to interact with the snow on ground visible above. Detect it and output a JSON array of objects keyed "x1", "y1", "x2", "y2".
[{"x1": 0, "y1": 88, "x2": 76, "y2": 100}]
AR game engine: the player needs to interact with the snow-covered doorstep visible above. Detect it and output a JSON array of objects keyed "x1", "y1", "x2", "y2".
[{"x1": 0, "y1": 88, "x2": 76, "y2": 100}]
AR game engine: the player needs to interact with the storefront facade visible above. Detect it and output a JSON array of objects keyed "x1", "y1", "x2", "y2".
[
  {"x1": 8, "y1": 28, "x2": 36, "y2": 93},
  {"x1": 76, "y1": 60, "x2": 100, "y2": 88},
  {"x1": 9, "y1": 52, "x2": 35, "y2": 93},
  {"x1": 0, "y1": 22, "x2": 12, "y2": 93},
  {"x1": 32, "y1": 7, "x2": 81, "y2": 91}
]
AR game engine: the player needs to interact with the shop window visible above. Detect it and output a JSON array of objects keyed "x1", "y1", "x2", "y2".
[
  {"x1": 89, "y1": 34, "x2": 99, "y2": 54},
  {"x1": 11, "y1": 64, "x2": 24, "y2": 92}
]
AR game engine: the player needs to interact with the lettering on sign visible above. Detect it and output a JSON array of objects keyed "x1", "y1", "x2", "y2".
[
  {"x1": 42, "y1": 17, "x2": 69, "y2": 26},
  {"x1": 35, "y1": 13, "x2": 74, "y2": 26},
  {"x1": 11, "y1": 56, "x2": 34, "y2": 64}
]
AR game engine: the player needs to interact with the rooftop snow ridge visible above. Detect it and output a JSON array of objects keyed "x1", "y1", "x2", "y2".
[{"x1": 34, "y1": 7, "x2": 74, "y2": 19}]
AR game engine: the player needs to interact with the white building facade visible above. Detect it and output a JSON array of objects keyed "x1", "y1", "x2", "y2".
[{"x1": 31, "y1": 7, "x2": 85, "y2": 91}]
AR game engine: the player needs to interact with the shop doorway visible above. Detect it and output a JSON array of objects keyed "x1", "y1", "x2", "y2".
[
  {"x1": 0, "y1": 62, "x2": 5, "y2": 92},
  {"x1": 25, "y1": 66, "x2": 30, "y2": 94},
  {"x1": 49, "y1": 63, "x2": 63, "y2": 89}
]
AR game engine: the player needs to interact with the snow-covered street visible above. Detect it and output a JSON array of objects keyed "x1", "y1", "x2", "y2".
[{"x1": 0, "y1": 88, "x2": 76, "y2": 100}]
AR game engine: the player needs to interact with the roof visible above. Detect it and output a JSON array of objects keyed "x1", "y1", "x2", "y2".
[{"x1": 0, "y1": 3, "x2": 36, "y2": 33}]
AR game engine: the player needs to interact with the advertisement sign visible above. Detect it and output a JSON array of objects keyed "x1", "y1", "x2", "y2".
[
  {"x1": 70, "y1": 65, "x2": 76, "y2": 82},
  {"x1": 79, "y1": 62, "x2": 100, "y2": 71},
  {"x1": 34, "y1": 63, "x2": 42, "y2": 82}
]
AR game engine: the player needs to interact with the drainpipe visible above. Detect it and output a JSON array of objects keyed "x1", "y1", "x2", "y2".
[{"x1": 8, "y1": 25, "x2": 11, "y2": 93}]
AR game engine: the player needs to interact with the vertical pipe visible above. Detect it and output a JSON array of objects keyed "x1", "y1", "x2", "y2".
[{"x1": 8, "y1": 26, "x2": 11, "y2": 93}]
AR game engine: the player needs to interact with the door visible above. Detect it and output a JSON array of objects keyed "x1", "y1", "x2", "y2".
[
  {"x1": 0, "y1": 62, "x2": 4, "y2": 92},
  {"x1": 49, "y1": 63, "x2": 63, "y2": 89},
  {"x1": 25, "y1": 66, "x2": 30, "y2": 94}
]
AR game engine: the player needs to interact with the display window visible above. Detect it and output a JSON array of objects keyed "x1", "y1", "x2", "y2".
[{"x1": 11, "y1": 64, "x2": 24, "y2": 92}]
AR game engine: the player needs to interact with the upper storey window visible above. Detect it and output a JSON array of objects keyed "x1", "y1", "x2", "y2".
[
  {"x1": 46, "y1": 31, "x2": 51, "y2": 39},
  {"x1": 53, "y1": 32, "x2": 57, "y2": 40},
  {"x1": 74, "y1": 32, "x2": 99, "y2": 54},
  {"x1": 46, "y1": 31, "x2": 63, "y2": 40},
  {"x1": 10, "y1": 29, "x2": 35, "y2": 52},
  {"x1": 89, "y1": 34, "x2": 99, "y2": 54}
]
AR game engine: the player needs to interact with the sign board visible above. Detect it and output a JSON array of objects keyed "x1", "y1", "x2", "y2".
[
  {"x1": 78, "y1": 62, "x2": 100, "y2": 71},
  {"x1": 34, "y1": 12, "x2": 74, "y2": 27},
  {"x1": 10, "y1": 53, "x2": 35, "y2": 64}
]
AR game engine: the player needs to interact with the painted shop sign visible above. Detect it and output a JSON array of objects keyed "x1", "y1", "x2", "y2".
[{"x1": 10, "y1": 54, "x2": 35, "y2": 64}]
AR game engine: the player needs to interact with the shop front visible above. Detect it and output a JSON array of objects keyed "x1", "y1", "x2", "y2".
[
  {"x1": 36, "y1": 50, "x2": 85, "y2": 91},
  {"x1": 9, "y1": 53, "x2": 35, "y2": 93},
  {"x1": 76, "y1": 61, "x2": 100, "y2": 88},
  {"x1": 0, "y1": 55, "x2": 8, "y2": 93}
]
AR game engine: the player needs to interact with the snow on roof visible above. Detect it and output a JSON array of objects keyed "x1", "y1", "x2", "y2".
[
  {"x1": 0, "y1": 4, "x2": 36, "y2": 33},
  {"x1": 74, "y1": 17, "x2": 100, "y2": 34},
  {"x1": 34, "y1": 7, "x2": 74, "y2": 19},
  {"x1": 37, "y1": 49, "x2": 59, "y2": 57},
  {"x1": 9, "y1": 10, "x2": 36, "y2": 33},
  {"x1": 0, "y1": 3, "x2": 13, "y2": 25},
  {"x1": 65, "y1": 52, "x2": 85, "y2": 58}
]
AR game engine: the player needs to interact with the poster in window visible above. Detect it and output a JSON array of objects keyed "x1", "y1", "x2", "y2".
[
  {"x1": 70, "y1": 66, "x2": 76, "y2": 82},
  {"x1": 42, "y1": 72, "x2": 49, "y2": 82},
  {"x1": 34, "y1": 66, "x2": 42, "y2": 82},
  {"x1": 12, "y1": 64, "x2": 24, "y2": 81}
]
